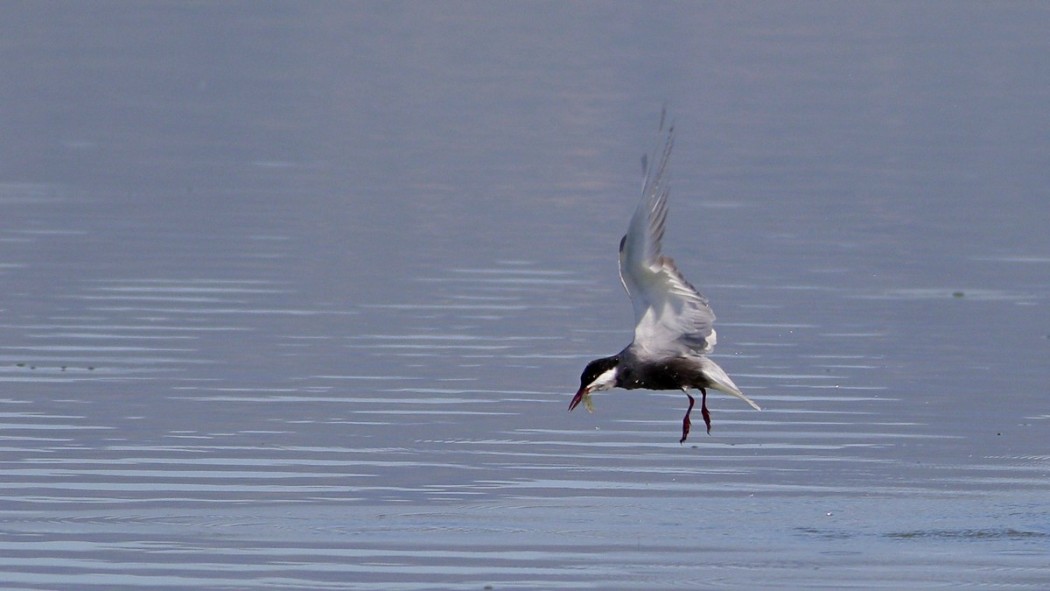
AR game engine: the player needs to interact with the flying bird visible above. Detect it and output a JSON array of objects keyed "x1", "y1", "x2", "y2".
[{"x1": 570, "y1": 118, "x2": 760, "y2": 443}]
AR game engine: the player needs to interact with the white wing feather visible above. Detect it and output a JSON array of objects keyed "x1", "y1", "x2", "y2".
[{"x1": 618, "y1": 124, "x2": 718, "y2": 357}]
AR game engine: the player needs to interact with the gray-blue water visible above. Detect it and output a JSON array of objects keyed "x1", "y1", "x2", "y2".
[{"x1": 2, "y1": 3, "x2": 1049, "y2": 589}]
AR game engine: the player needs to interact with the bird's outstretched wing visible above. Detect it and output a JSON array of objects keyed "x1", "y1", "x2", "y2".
[{"x1": 618, "y1": 123, "x2": 718, "y2": 356}]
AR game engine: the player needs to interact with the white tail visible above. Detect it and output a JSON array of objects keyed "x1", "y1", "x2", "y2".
[{"x1": 700, "y1": 357, "x2": 761, "y2": 411}]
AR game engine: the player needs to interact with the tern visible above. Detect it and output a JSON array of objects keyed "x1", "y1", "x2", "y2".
[{"x1": 569, "y1": 118, "x2": 760, "y2": 443}]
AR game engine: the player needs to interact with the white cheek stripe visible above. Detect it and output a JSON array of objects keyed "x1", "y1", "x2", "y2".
[{"x1": 589, "y1": 367, "x2": 618, "y2": 392}]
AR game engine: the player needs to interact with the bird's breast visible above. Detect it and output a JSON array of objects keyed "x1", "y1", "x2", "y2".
[{"x1": 618, "y1": 358, "x2": 703, "y2": 391}]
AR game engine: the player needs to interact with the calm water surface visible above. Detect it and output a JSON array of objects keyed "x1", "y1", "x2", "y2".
[{"x1": 2, "y1": 3, "x2": 1048, "y2": 590}]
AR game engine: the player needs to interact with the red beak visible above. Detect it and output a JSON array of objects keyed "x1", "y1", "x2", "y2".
[{"x1": 568, "y1": 386, "x2": 587, "y2": 411}]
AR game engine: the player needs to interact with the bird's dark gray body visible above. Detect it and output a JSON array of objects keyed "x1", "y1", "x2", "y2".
[{"x1": 613, "y1": 348, "x2": 711, "y2": 392}]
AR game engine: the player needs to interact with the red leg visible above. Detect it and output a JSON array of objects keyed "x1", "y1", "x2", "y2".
[
  {"x1": 680, "y1": 390, "x2": 695, "y2": 444},
  {"x1": 700, "y1": 388, "x2": 712, "y2": 434}
]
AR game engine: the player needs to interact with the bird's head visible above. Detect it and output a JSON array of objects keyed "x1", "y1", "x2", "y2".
[{"x1": 569, "y1": 356, "x2": 620, "y2": 412}]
